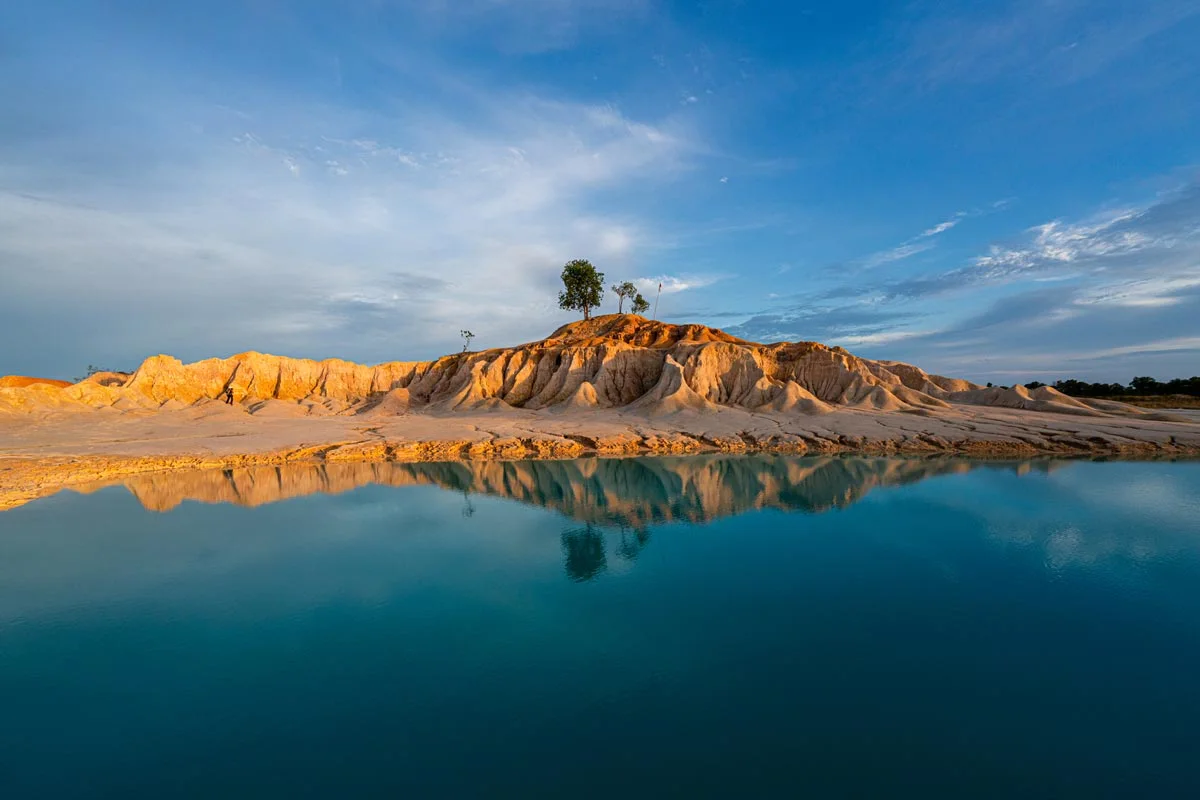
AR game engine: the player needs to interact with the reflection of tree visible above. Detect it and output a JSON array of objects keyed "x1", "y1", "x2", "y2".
[
  {"x1": 615, "y1": 526, "x2": 651, "y2": 562},
  {"x1": 561, "y1": 524, "x2": 608, "y2": 582},
  {"x1": 461, "y1": 489, "x2": 475, "y2": 518}
]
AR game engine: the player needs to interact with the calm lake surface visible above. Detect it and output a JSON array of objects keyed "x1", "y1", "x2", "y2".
[{"x1": 2, "y1": 456, "x2": 1200, "y2": 797}]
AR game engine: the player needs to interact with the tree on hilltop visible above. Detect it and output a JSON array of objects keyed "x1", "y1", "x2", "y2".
[
  {"x1": 611, "y1": 281, "x2": 638, "y2": 313},
  {"x1": 630, "y1": 293, "x2": 650, "y2": 315},
  {"x1": 558, "y1": 259, "x2": 605, "y2": 320}
]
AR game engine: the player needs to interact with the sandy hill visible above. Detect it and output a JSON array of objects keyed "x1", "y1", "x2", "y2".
[
  {"x1": 0, "y1": 315, "x2": 1175, "y2": 421},
  {"x1": 0, "y1": 376, "x2": 71, "y2": 389}
]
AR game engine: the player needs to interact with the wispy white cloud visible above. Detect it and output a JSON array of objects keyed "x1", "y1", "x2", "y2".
[
  {"x1": 972, "y1": 208, "x2": 1152, "y2": 276},
  {"x1": 1076, "y1": 274, "x2": 1200, "y2": 308},
  {"x1": 944, "y1": 336, "x2": 1200, "y2": 370},
  {"x1": 868, "y1": 184, "x2": 1200, "y2": 300},
  {"x1": 918, "y1": 212, "x2": 966, "y2": 238},
  {"x1": 860, "y1": 241, "x2": 936, "y2": 269},
  {"x1": 725, "y1": 304, "x2": 921, "y2": 346},
  {"x1": 856, "y1": 205, "x2": 994, "y2": 270},
  {"x1": 632, "y1": 274, "x2": 723, "y2": 295},
  {"x1": 0, "y1": 87, "x2": 697, "y2": 373},
  {"x1": 835, "y1": 329, "x2": 943, "y2": 347},
  {"x1": 1074, "y1": 336, "x2": 1200, "y2": 360}
]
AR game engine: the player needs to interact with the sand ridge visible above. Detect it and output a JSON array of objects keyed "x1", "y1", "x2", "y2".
[{"x1": 0, "y1": 315, "x2": 1176, "y2": 419}]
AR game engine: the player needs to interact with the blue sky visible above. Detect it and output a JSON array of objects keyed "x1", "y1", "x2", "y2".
[{"x1": 2, "y1": 0, "x2": 1198, "y2": 383}]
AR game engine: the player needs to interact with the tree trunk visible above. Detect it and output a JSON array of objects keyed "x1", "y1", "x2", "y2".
[
  {"x1": 583, "y1": 305, "x2": 591, "y2": 320},
  {"x1": 618, "y1": 296, "x2": 625, "y2": 313}
]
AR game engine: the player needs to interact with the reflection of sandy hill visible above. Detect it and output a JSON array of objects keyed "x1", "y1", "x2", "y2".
[
  {"x1": 3, "y1": 315, "x2": 1162, "y2": 420},
  {"x1": 107, "y1": 456, "x2": 1055, "y2": 524}
]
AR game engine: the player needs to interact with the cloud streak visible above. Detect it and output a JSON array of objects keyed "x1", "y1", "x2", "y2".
[
  {"x1": 633, "y1": 275, "x2": 722, "y2": 296},
  {"x1": 855, "y1": 206, "x2": 994, "y2": 270},
  {"x1": 918, "y1": 214, "x2": 965, "y2": 238}
]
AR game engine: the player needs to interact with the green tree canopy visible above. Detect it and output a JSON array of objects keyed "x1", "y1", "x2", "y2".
[
  {"x1": 630, "y1": 292, "x2": 650, "y2": 315},
  {"x1": 611, "y1": 280, "x2": 638, "y2": 313},
  {"x1": 558, "y1": 259, "x2": 605, "y2": 320}
]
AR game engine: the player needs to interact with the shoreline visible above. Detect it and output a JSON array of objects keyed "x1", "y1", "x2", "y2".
[
  {"x1": 3, "y1": 406, "x2": 1199, "y2": 511},
  {"x1": 5, "y1": 446, "x2": 1199, "y2": 515}
]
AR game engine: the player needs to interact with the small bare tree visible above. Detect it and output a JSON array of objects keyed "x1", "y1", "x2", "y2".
[
  {"x1": 460, "y1": 330, "x2": 475, "y2": 352},
  {"x1": 612, "y1": 281, "x2": 638, "y2": 313}
]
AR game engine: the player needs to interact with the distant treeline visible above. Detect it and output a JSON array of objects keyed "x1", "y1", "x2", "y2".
[{"x1": 1023, "y1": 377, "x2": 1200, "y2": 398}]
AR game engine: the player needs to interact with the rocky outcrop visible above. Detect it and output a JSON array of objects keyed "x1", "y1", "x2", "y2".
[{"x1": 0, "y1": 314, "x2": 1162, "y2": 420}]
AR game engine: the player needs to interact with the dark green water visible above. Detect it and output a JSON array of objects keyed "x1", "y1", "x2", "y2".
[{"x1": 2, "y1": 456, "x2": 1199, "y2": 797}]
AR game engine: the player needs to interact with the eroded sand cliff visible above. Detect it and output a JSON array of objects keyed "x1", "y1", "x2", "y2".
[{"x1": 0, "y1": 315, "x2": 1093, "y2": 413}]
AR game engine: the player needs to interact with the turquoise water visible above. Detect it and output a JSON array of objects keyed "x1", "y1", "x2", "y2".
[{"x1": 2, "y1": 456, "x2": 1199, "y2": 797}]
